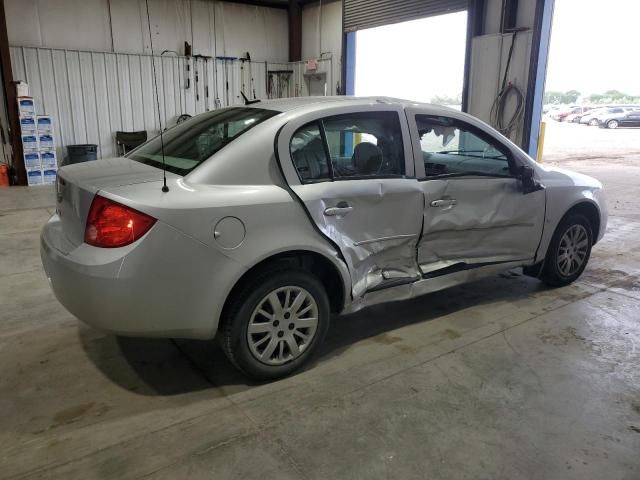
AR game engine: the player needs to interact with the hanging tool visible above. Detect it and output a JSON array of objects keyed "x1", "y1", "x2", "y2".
[
  {"x1": 239, "y1": 52, "x2": 258, "y2": 101},
  {"x1": 268, "y1": 70, "x2": 293, "y2": 99},
  {"x1": 194, "y1": 54, "x2": 214, "y2": 110},
  {"x1": 239, "y1": 53, "x2": 249, "y2": 100},
  {"x1": 216, "y1": 56, "x2": 237, "y2": 107},
  {"x1": 246, "y1": 52, "x2": 256, "y2": 99}
]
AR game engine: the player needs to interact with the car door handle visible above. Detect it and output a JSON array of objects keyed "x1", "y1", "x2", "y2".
[
  {"x1": 324, "y1": 202, "x2": 353, "y2": 216},
  {"x1": 430, "y1": 199, "x2": 457, "y2": 208}
]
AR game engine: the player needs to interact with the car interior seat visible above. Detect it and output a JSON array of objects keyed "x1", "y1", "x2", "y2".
[
  {"x1": 292, "y1": 137, "x2": 329, "y2": 180},
  {"x1": 352, "y1": 142, "x2": 383, "y2": 175}
]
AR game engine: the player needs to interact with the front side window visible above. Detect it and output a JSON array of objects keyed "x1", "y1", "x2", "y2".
[
  {"x1": 289, "y1": 111, "x2": 405, "y2": 182},
  {"x1": 416, "y1": 115, "x2": 513, "y2": 178},
  {"x1": 128, "y1": 107, "x2": 279, "y2": 175}
]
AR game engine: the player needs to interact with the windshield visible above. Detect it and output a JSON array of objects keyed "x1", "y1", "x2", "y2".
[{"x1": 127, "y1": 107, "x2": 279, "y2": 175}]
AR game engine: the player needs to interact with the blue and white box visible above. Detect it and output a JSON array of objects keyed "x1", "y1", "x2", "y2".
[
  {"x1": 38, "y1": 134, "x2": 55, "y2": 150},
  {"x1": 19, "y1": 116, "x2": 37, "y2": 133},
  {"x1": 21, "y1": 134, "x2": 39, "y2": 152},
  {"x1": 42, "y1": 168, "x2": 57, "y2": 185},
  {"x1": 36, "y1": 115, "x2": 54, "y2": 133},
  {"x1": 17, "y1": 97, "x2": 35, "y2": 116},
  {"x1": 24, "y1": 151, "x2": 41, "y2": 169},
  {"x1": 40, "y1": 150, "x2": 57, "y2": 168},
  {"x1": 26, "y1": 168, "x2": 43, "y2": 186}
]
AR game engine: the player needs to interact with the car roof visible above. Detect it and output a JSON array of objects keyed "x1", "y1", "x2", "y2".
[{"x1": 248, "y1": 96, "x2": 459, "y2": 115}]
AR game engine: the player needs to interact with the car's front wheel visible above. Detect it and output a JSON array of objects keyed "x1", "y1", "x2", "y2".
[
  {"x1": 220, "y1": 268, "x2": 330, "y2": 380},
  {"x1": 607, "y1": 119, "x2": 619, "y2": 129},
  {"x1": 589, "y1": 119, "x2": 599, "y2": 126},
  {"x1": 541, "y1": 213, "x2": 593, "y2": 287}
]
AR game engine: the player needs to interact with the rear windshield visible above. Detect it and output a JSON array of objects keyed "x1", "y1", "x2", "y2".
[{"x1": 127, "y1": 107, "x2": 279, "y2": 175}]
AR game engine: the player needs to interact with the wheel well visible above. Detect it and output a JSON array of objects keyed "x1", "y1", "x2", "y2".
[
  {"x1": 565, "y1": 202, "x2": 601, "y2": 243},
  {"x1": 222, "y1": 251, "x2": 346, "y2": 318}
]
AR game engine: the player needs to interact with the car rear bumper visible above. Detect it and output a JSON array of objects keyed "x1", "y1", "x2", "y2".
[{"x1": 41, "y1": 214, "x2": 242, "y2": 339}]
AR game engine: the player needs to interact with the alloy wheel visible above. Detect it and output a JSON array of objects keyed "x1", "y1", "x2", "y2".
[
  {"x1": 247, "y1": 286, "x2": 319, "y2": 365},
  {"x1": 608, "y1": 120, "x2": 619, "y2": 129},
  {"x1": 557, "y1": 224, "x2": 589, "y2": 277}
]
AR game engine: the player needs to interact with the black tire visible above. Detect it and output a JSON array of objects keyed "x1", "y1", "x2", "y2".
[
  {"x1": 607, "y1": 119, "x2": 619, "y2": 129},
  {"x1": 540, "y1": 213, "x2": 593, "y2": 287},
  {"x1": 220, "y1": 268, "x2": 330, "y2": 380}
]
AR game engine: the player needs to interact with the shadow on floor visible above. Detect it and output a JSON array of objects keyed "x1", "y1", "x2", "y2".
[{"x1": 79, "y1": 271, "x2": 548, "y2": 395}]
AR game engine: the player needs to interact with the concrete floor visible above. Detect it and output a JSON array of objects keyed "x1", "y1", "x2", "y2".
[{"x1": 1, "y1": 157, "x2": 640, "y2": 479}]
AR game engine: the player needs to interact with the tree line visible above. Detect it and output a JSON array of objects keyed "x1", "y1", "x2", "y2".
[{"x1": 544, "y1": 90, "x2": 640, "y2": 104}]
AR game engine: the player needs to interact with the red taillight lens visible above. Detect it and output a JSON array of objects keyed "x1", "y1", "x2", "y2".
[{"x1": 84, "y1": 195, "x2": 156, "y2": 248}]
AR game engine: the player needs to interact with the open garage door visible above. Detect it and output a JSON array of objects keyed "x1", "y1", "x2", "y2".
[
  {"x1": 343, "y1": 0, "x2": 467, "y2": 32},
  {"x1": 342, "y1": 0, "x2": 469, "y2": 108}
]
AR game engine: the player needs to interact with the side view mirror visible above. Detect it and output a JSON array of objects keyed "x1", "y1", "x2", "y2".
[{"x1": 519, "y1": 165, "x2": 545, "y2": 194}]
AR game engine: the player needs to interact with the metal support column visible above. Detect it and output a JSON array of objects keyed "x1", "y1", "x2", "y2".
[
  {"x1": 523, "y1": 0, "x2": 555, "y2": 158},
  {"x1": 343, "y1": 31, "x2": 356, "y2": 96},
  {"x1": 0, "y1": 0, "x2": 26, "y2": 185},
  {"x1": 288, "y1": 0, "x2": 302, "y2": 62}
]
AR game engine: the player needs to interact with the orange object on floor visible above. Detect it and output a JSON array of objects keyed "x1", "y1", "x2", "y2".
[{"x1": 0, "y1": 164, "x2": 10, "y2": 187}]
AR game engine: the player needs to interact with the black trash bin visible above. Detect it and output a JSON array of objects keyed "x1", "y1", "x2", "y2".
[{"x1": 67, "y1": 144, "x2": 98, "y2": 164}]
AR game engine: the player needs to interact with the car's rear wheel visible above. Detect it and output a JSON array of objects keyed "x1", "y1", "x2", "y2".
[
  {"x1": 589, "y1": 119, "x2": 599, "y2": 126},
  {"x1": 541, "y1": 213, "x2": 593, "y2": 287},
  {"x1": 220, "y1": 269, "x2": 330, "y2": 380},
  {"x1": 607, "y1": 119, "x2": 619, "y2": 129}
]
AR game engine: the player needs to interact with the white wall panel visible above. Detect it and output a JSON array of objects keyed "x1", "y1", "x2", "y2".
[
  {"x1": 302, "y1": 0, "x2": 342, "y2": 94},
  {"x1": 10, "y1": 46, "x2": 308, "y2": 164},
  {"x1": 6, "y1": 0, "x2": 288, "y2": 62}
]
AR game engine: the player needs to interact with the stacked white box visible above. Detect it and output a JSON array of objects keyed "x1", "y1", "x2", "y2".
[
  {"x1": 26, "y1": 168, "x2": 43, "y2": 185},
  {"x1": 36, "y1": 116, "x2": 54, "y2": 133},
  {"x1": 17, "y1": 97, "x2": 35, "y2": 116},
  {"x1": 38, "y1": 133, "x2": 55, "y2": 150},
  {"x1": 19, "y1": 116, "x2": 37, "y2": 133},
  {"x1": 19, "y1": 97, "x2": 58, "y2": 185},
  {"x1": 24, "y1": 152, "x2": 41, "y2": 169},
  {"x1": 40, "y1": 150, "x2": 57, "y2": 168},
  {"x1": 42, "y1": 168, "x2": 57, "y2": 185},
  {"x1": 21, "y1": 134, "x2": 38, "y2": 152}
]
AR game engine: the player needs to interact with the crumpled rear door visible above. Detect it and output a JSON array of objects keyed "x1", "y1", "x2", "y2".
[{"x1": 291, "y1": 179, "x2": 424, "y2": 297}]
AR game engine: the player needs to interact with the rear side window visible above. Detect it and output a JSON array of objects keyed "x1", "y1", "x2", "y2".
[
  {"x1": 290, "y1": 122, "x2": 330, "y2": 182},
  {"x1": 128, "y1": 107, "x2": 279, "y2": 175},
  {"x1": 289, "y1": 111, "x2": 405, "y2": 182}
]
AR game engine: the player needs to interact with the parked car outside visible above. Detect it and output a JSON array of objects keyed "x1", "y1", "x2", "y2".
[
  {"x1": 583, "y1": 106, "x2": 639, "y2": 126},
  {"x1": 598, "y1": 108, "x2": 640, "y2": 129},
  {"x1": 565, "y1": 106, "x2": 594, "y2": 123},
  {"x1": 41, "y1": 97, "x2": 607, "y2": 380},
  {"x1": 556, "y1": 106, "x2": 592, "y2": 122},
  {"x1": 580, "y1": 107, "x2": 611, "y2": 125},
  {"x1": 550, "y1": 105, "x2": 579, "y2": 121}
]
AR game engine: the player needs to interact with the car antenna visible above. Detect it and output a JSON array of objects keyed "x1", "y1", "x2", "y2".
[{"x1": 145, "y1": 0, "x2": 169, "y2": 193}]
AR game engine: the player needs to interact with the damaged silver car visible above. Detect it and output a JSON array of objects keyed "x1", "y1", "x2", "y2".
[{"x1": 41, "y1": 97, "x2": 607, "y2": 380}]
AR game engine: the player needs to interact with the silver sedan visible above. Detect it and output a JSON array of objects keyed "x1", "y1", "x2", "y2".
[{"x1": 41, "y1": 97, "x2": 607, "y2": 380}]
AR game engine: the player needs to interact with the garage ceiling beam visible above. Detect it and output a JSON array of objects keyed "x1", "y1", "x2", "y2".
[{"x1": 216, "y1": 0, "x2": 289, "y2": 9}]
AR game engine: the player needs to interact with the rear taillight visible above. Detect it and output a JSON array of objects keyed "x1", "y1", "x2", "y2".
[{"x1": 84, "y1": 195, "x2": 156, "y2": 248}]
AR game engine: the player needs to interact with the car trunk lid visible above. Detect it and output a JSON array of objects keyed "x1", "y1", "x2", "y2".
[{"x1": 55, "y1": 157, "x2": 178, "y2": 247}]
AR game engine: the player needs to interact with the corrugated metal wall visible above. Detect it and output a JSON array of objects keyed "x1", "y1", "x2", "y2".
[{"x1": 11, "y1": 46, "x2": 331, "y2": 163}]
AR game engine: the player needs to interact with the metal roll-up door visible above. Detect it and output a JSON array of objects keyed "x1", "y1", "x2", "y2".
[{"x1": 343, "y1": 0, "x2": 468, "y2": 32}]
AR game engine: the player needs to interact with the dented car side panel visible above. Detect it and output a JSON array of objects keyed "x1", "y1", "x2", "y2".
[
  {"x1": 290, "y1": 179, "x2": 424, "y2": 297},
  {"x1": 276, "y1": 102, "x2": 423, "y2": 299},
  {"x1": 417, "y1": 177, "x2": 545, "y2": 271}
]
